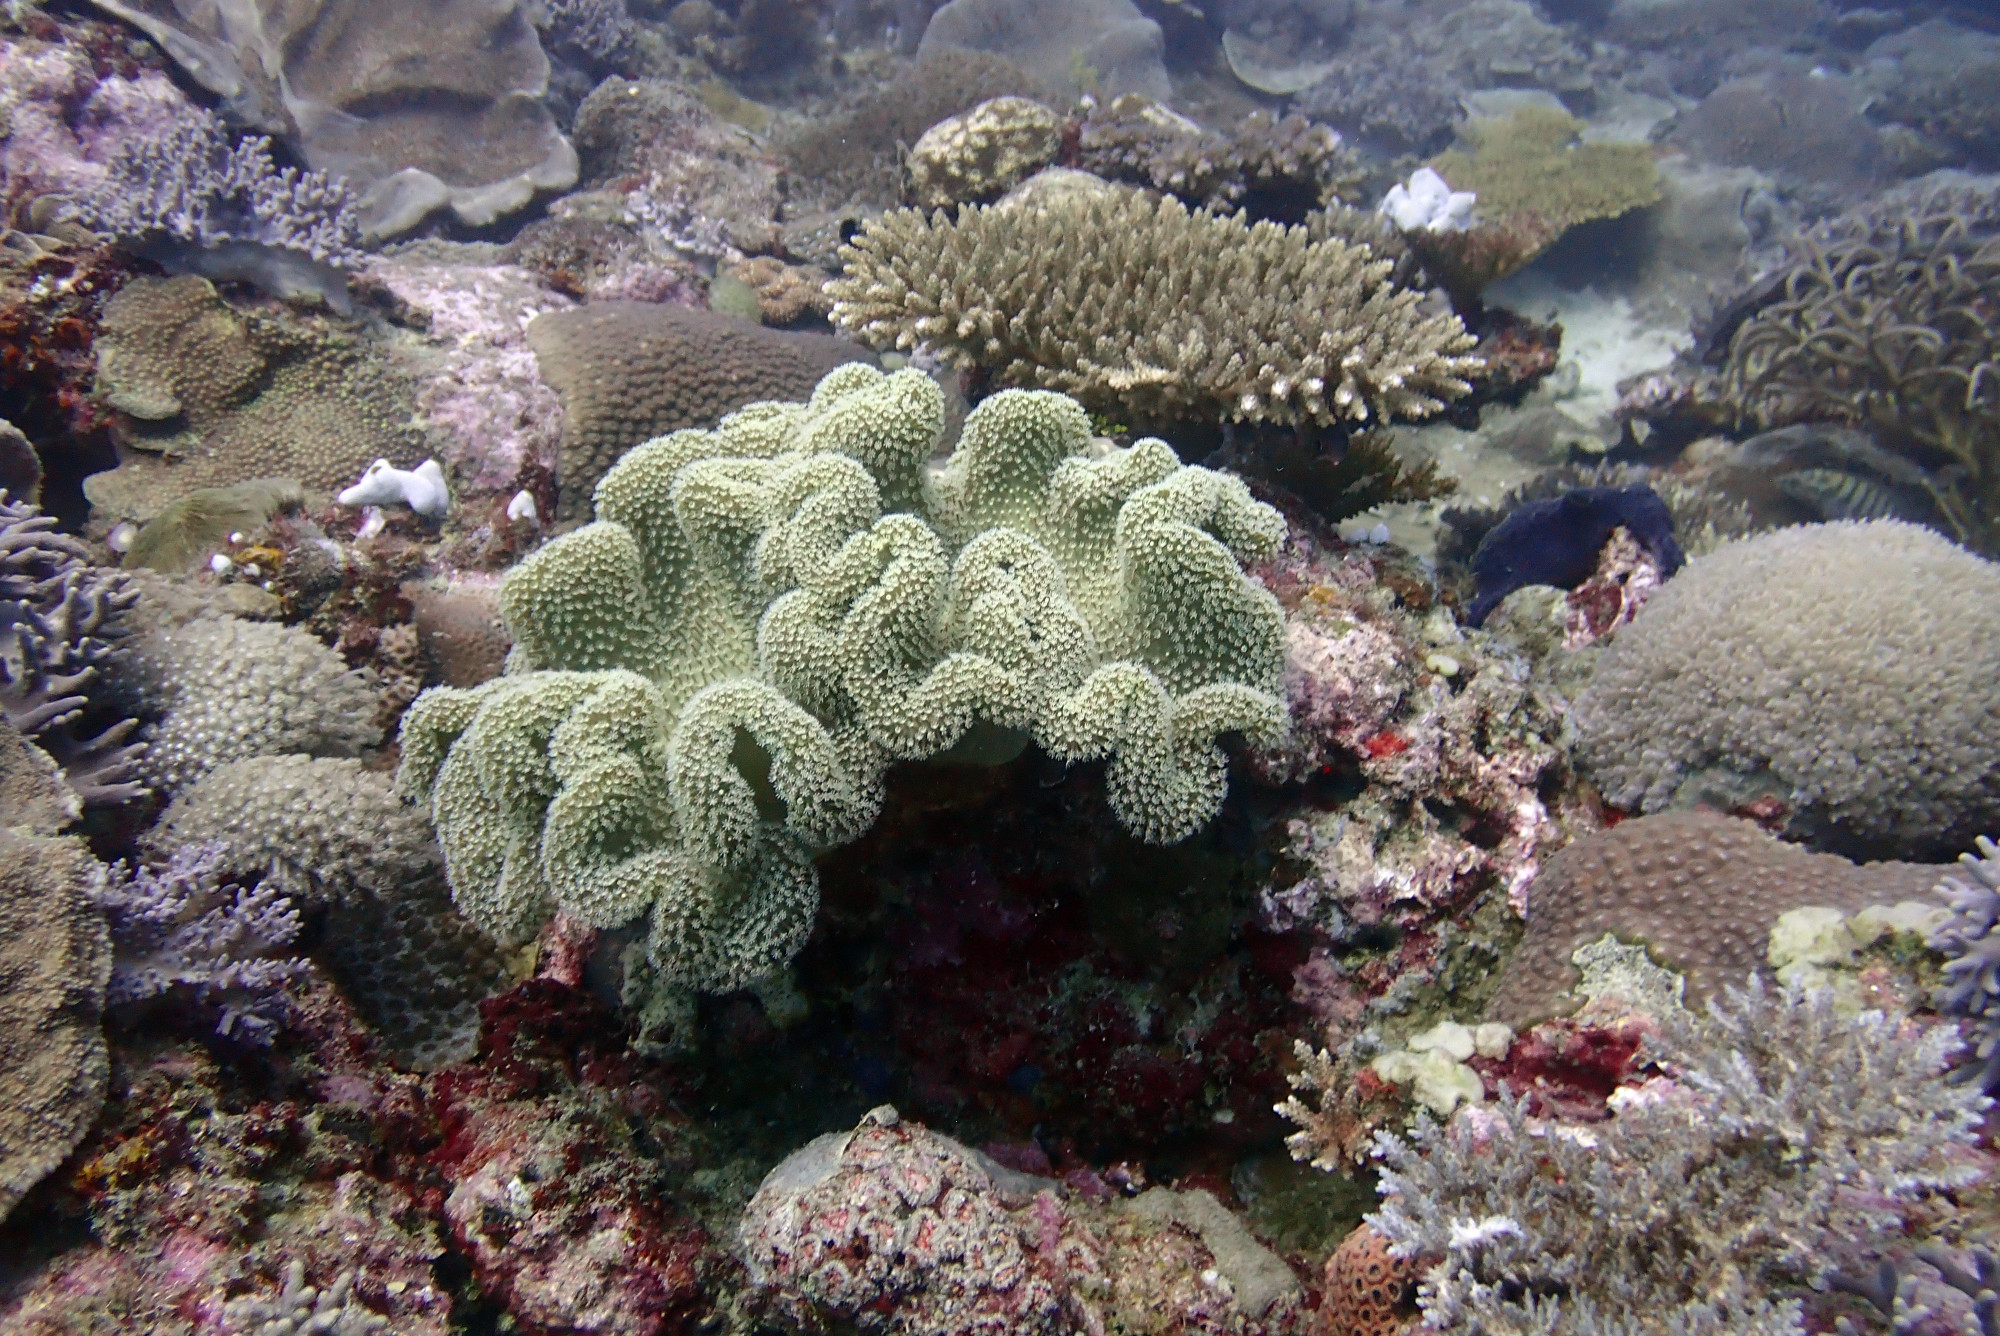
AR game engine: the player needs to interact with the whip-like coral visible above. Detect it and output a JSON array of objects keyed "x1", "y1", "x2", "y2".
[
  {"x1": 398, "y1": 364, "x2": 1287, "y2": 990},
  {"x1": 1366, "y1": 983, "x2": 1988, "y2": 1335},
  {"x1": 0, "y1": 493, "x2": 145, "y2": 805},
  {"x1": 1719, "y1": 182, "x2": 2000, "y2": 551},
  {"x1": 826, "y1": 183, "x2": 1481, "y2": 429}
]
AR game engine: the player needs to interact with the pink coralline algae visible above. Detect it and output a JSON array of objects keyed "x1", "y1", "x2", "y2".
[
  {"x1": 1561, "y1": 527, "x2": 1665, "y2": 650},
  {"x1": 364, "y1": 255, "x2": 574, "y2": 500},
  {"x1": 739, "y1": 1106, "x2": 1102, "y2": 1336},
  {"x1": 1245, "y1": 508, "x2": 1582, "y2": 1045},
  {"x1": 0, "y1": 29, "x2": 190, "y2": 221}
]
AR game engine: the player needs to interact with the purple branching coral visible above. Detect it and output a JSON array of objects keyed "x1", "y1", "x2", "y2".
[
  {"x1": 1930, "y1": 836, "x2": 2000, "y2": 1090},
  {"x1": 0, "y1": 492, "x2": 144, "y2": 805},
  {"x1": 67, "y1": 105, "x2": 364, "y2": 312},
  {"x1": 89, "y1": 841, "x2": 311, "y2": 1043},
  {"x1": 540, "y1": 0, "x2": 635, "y2": 67}
]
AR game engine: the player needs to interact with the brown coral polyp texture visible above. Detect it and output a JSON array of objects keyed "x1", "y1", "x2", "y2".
[{"x1": 1485, "y1": 811, "x2": 1940, "y2": 1026}]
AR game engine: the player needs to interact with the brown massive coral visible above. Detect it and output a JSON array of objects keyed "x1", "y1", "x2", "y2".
[
  {"x1": 524, "y1": 302, "x2": 876, "y2": 519},
  {"x1": 85, "y1": 276, "x2": 420, "y2": 524},
  {"x1": 1484, "y1": 812, "x2": 1940, "y2": 1027},
  {"x1": 0, "y1": 828, "x2": 110, "y2": 1223},
  {"x1": 827, "y1": 183, "x2": 1481, "y2": 430}
]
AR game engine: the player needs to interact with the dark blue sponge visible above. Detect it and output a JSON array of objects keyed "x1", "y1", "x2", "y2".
[{"x1": 1464, "y1": 484, "x2": 1684, "y2": 627}]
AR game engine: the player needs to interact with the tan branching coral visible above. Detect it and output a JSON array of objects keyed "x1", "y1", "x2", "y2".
[
  {"x1": 1720, "y1": 183, "x2": 2000, "y2": 549},
  {"x1": 826, "y1": 184, "x2": 1481, "y2": 429}
]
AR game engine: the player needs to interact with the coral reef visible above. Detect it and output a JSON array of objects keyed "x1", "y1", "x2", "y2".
[
  {"x1": 398, "y1": 364, "x2": 1287, "y2": 990},
  {"x1": 828, "y1": 183, "x2": 1481, "y2": 430},
  {"x1": 1295, "y1": 0, "x2": 1591, "y2": 155},
  {"x1": 1317, "y1": 1223, "x2": 1421, "y2": 1336},
  {"x1": 0, "y1": 828, "x2": 109, "y2": 1224},
  {"x1": 1573, "y1": 520, "x2": 2000, "y2": 857},
  {"x1": 1366, "y1": 983, "x2": 1988, "y2": 1334},
  {"x1": 89, "y1": 841, "x2": 308, "y2": 1043},
  {"x1": 143, "y1": 755, "x2": 435, "y2": 904},
  {"x1": 1462, "y1": 484, "x2": 1684, "y2": 628},
  {"x1": 1717, "y1": 181, "x2": 2000, "y2": 551},
  {"x1": 85, "y1": 275, "x2": 421, "y2": 523},
  {"x1": 84, "y1": 0, "x2": 578, "y2": 236},
  {"x1": 122, "y1": 617, "x2": 380, "y2": 794},
  {"x1": 121, "y1": 479, "x2": 305, "y2": 573},
  {"x1": 524, "y1": 302, "x2": 875, "y2": 519},
  {"x1": 1484, "y1": 812, "x2": 1940, "y2": 1027},
  {"x1": 0, "y1": 970, "x2": 709, "y2": 1335},
  {"x1": 66, "y1": 105, "x2": 362, "y2": 312},
  {"x1": 1928, "y1": 836, "x2": 2000, "y2": 1090},
  {"x1": 568, "y1": 76, "x2": 782, "y2": 254},
  {"x1": 401, "y1": 579, "x2": 511, "y2": 688},
  {"x1": 915, "y1": 0, "x2": 1168, "y2": 102},
  {"x1": 776, "y1": 47, "x2": 1053, "y2": 211},
  {"x1": 537, "y1": 0, "x2": 634, "y2": 69},
  {"x1": 361, "y1": 251, "x2": 572, "y2": 504},
  {"x1": 0, "y1": 492, "x2": 144, "y2": 803}
]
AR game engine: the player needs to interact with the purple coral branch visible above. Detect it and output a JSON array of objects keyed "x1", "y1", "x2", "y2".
[
  {"x1": 0, "y1": 492, "x2": 146, "y2": 804},
  {"x1": 90, "y1": 841, "x2": 310, "y2": 1044},
  {"x1": 67, "y1": 105, "x2": 363, "y2": 269}
]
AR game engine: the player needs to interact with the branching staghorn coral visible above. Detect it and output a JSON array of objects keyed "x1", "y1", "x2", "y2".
[
  {"x1": 1359, "y1": 983, "x2": 1989, "y2": 1336},
  {"x1": 1721, "y1": 183, "x2": 2000, "y2": 551},
  {"x1": 398, "y1": 364, "x2": 1288, "y2": 991},
  {"x1": 826, "y1": 183, "x2": 1481, "y2": 430}
]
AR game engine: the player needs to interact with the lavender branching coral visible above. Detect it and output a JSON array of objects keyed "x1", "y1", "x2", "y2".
[
  {"x1": 1929, "y1": 836, "x2": 2000, "y2": 1091},
  {"x1": 0, "y1": 492, "x2": 144, "y2": 806},
  {"x1": 1358, "y1": 983, "x2": 1989, "y2": 1335},
  {"x1": 88, "y1": 841, "x2": 310, "y2": 1043},
  {"x1": 67, "y1": 105, "x2": 364, "y2": 313}
]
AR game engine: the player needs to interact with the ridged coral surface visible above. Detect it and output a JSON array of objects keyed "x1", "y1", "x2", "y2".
[
  {"x1": 0, "y1": 828, "x2": 110, "y2": 1224},
  {"x1": 826, "y1": 184, "x2": 1481, "y2": 428},
  {"x1": 1575, "y1": 520, "x2": 2000, "y2": 857},
  {"x1": 1486, "y1": 811, "x2": 1938, "y2": 1026},
  {"x1": 398, "y1": 364, "x2": 1287, "y2": 990}
]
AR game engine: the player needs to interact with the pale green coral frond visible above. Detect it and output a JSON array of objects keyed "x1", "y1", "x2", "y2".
[{"x1": 407, "y1": 364, "x2": 1289, "y2": 988}]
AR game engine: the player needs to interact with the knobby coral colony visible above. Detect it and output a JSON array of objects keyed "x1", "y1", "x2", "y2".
[
  {"x1": 826, "y1": 183, "x2": 1483, "y2": 429},
  {"x1": 398, "y1": 364, "x2": 1289, "y2": 992},
  {"x1": 1721, "y1": 182, "x2": 2000, "y2": 551}
]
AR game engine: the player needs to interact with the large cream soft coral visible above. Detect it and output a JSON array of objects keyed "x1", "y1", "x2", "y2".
[{"x1": 398, "y1": 364, "x2": 1288, "y2": 990}]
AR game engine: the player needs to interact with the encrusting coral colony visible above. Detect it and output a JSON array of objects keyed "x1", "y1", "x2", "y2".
[{"x1": 7, "y1": 0, "x2": 2000, "y2": 1333}]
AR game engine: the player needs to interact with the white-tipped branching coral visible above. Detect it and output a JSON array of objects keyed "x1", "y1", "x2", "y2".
[{"x1": 396, "y1": 364, "x2": 1288, "y2": 991}]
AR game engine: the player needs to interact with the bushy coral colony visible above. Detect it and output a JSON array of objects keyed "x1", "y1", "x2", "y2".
[{"x1": 9, "y1": 0, "x2": 2000, "y2": 1333}]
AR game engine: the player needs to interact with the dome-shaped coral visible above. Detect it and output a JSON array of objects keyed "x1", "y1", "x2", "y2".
[{"x1": 1574, "y1": 520, "x2": 2000, "y2": 858}]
